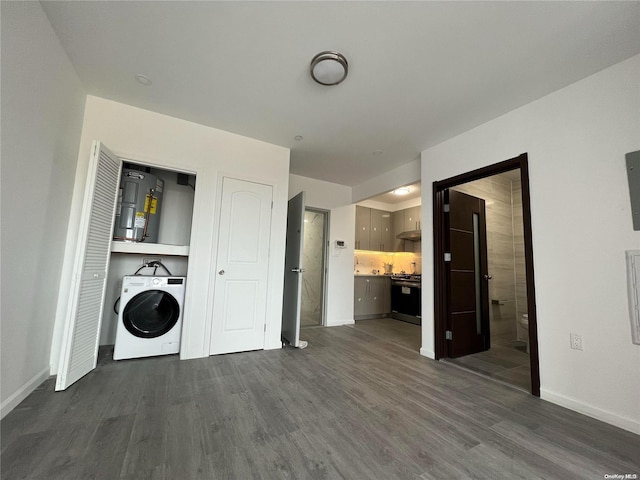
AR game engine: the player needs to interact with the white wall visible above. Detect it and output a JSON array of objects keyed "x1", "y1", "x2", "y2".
[
  {"x1": 289, "y1": 175, "x2": 355, "y2": 326},
  {"x1": 50, "y1": 96, "x2": 290, "y2": 370},
  {"x1": 352, "y1": 158, "x2": 420, "y2": 203},
  {"x1": 0, "y1": 2, "x2": 87, "y2": 417},
  {"x1": 421, "y1": 54, "x2": 640, "y2": 433}
]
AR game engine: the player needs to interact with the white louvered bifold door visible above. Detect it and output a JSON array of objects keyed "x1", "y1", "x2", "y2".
[{"x1": 56, "y1": 142, "x2": 121, "y2": 391}]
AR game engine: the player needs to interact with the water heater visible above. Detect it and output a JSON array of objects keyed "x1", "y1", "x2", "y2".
[{"x1": 113, "y1": 169, "x2": 164, "y2": 243}]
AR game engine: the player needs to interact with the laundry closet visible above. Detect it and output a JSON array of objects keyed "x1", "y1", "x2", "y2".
[
  {"x1": 51, "y1": 97, "x2": 290, "y2": 392},
  {"x1": 100, "y1": 162, "x2": 195, "y2": 348}
]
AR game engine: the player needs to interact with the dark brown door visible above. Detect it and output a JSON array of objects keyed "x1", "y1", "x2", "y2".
[{"x1": 446, "y1": 189, "x2": 490, "y2": 357}]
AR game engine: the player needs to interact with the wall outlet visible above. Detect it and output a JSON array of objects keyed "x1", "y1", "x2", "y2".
[{"x1": 570, "y1": 333, "x2": 583, "y2": 350}]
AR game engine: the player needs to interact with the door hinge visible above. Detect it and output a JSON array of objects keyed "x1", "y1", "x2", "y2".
[
  {"x1": 444, "y1": 252, "x2": 452, "y2": 262},
  {"x1": 446, "y1": 330, "x2": 453, "y2": 340},
  {"x1": 444, "y1": 204, "x2": 450, "y2": 213},
  {"x1": 271, "y1": 201, "x2": 273, "y2": 209},
  {"x1": 264, "y1": 324, "x2": 267, "y2": 332}
]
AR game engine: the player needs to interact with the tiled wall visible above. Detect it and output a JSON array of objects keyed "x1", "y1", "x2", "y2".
[
  {"x1": 301, "y1": 210, "x2": 326, "y2": 326},
  {"x1": 354, "y1": 250, "x2": 422, "y2": 275},
  {"x1": 512, "y1": 180, "x2": 528, "y2": 335},
  {"x1": 452, "y1": 171, "x2": 527, "y2": 345}
]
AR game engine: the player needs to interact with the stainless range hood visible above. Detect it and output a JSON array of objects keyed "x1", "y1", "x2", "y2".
[{"x1": 396, "y1": 230, "x2": 421, "y2": 241}]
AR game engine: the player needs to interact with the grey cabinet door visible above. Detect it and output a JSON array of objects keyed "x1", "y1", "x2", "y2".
[
  {"x1": 354, "y1": 276, "x2": 368, "y2": 317},
  {"x1": 370, "y1": 208, "x2": 383, "y2": 251},
  {"x1": 392, "y1": 210, "x2": 406, "y2": 252},
  {"x1": 369, "y1": 276, "x2": 391, "y2": 315},
  {"x1": 355, "y1": 206, "x2": 371, "y2": 250},
  {"x1": 404, "y1": 206, "x2": 419, "y2": 231},
  {"x1": 380, "y1": 211, "x2": 392, "y2": 252}
]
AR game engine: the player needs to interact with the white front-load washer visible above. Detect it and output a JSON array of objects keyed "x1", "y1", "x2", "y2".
[{"x1": 114, "y1": 275, "x2": 186, "y2": 360}]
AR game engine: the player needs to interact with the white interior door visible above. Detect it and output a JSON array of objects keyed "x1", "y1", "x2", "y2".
[
  {"x1": 210, "y1": 177, "x2": 273, "y2": 355},
  {"x1": 56, "y1": 142, "x2": 121, "y2": 390},
  {"x1": 281, "y1": 192, "x2": 305, "y2": 347}
]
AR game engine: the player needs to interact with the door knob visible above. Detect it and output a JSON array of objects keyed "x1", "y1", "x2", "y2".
[
  {"x1": 291, "y1": 267, "x2": 305, "y2": 273},
  {"x1": 484, "y1": 274, "x2": 492, "y2": 280},
  {"x1": 218, "y1": 270, "x2": 225, "y2": 275}
]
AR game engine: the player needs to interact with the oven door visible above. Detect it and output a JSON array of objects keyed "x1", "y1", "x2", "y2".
[{"x1": 391, "y1": 281, "x2": 421, "y2": 322}]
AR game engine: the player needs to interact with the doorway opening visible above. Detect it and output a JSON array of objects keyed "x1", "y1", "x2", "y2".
[
  {"x1": 433, "y1": 153, "x2": 540, "y2": 396},
  {"x1": 300, "y1": 208, "x2": 329, "y2": 327}
]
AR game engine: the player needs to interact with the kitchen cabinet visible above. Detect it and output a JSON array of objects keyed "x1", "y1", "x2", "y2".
[
  {"x1": 391, "y1": 205, "x2": 422, "y2": 252},
  {"x1": 354, "y1": 276, "x2": 391, "y2": 320},
  {"x1": 355, "y1": 206, "x2": 392, "y2": 251},
  {"x1": 392, "y1": 210, "x2": 406, "y2": 252},
  {"x1": 355, "y1": 206, "x2": 371, "y2": 250},
  {"x1": 403, "y1": 205, "x2": 421, "y2": 231}
]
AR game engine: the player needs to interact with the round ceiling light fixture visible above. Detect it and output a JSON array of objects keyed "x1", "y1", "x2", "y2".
[
  {"x1": 393, "y1": 187, "x2": 411, "y2": 196},
  {"x1": 310, "y1": 51, "x2": 348, "y2": 86}
]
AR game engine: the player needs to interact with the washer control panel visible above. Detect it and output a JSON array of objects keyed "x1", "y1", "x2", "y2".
[{"x1": 122, "y1": 276, "x2": 185, "y2": 289}]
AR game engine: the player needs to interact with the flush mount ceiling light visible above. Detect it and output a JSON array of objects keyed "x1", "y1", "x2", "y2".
[
  {"x1": 393, "y1": 187, "x2": 411, "y2": 195},
  {"x1": 310, "y1": 51, "x2": 348, "y2": 86}
]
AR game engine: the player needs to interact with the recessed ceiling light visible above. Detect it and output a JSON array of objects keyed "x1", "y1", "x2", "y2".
[
  {"x1": 294, "y1": 135, "x2": 304, "y2": 141},
  {"x1": 135, "y1": 74, "x2": 152, "y2": 86},
  {"x1": 310, "y1": 51, "x2": 348, "y2": 86},
  {"x1": 393, "y1": 187, "x2": 410, "y2": 195}
]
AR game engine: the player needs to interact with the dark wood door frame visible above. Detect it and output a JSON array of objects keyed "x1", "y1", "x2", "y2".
[{"x1": 433, "y1": 153, "x2": 540, "y2": 396}]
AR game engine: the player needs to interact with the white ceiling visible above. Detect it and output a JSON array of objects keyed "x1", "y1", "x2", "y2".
[{"x1": 41, "y1": 1, "x2": 640, "y2": 187}]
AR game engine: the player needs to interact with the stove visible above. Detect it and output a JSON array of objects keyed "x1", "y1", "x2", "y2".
[
  {"x1": 390, "y1": 274, "x2": 421, "y2": 286},
  {"x1": 390, "y1": 274, "x2": 421, "y2": 325}
]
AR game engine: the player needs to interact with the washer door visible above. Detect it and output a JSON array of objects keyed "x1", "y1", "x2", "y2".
[{"x1": 122, "y1": 290, "x2": 180, "y2": 338}]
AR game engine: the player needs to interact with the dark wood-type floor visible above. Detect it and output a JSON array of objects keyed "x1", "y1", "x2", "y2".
[
  {"x1": 2, "y1": 322, "x2": 639, "y2": 479},
  {"x1": 446, "y1": 340, "x2": 531, "y2": 392}
]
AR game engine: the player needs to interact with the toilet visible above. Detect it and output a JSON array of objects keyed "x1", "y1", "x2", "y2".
[{"x1": 518, "y1": 314, "x2": 529, "y2": 353}]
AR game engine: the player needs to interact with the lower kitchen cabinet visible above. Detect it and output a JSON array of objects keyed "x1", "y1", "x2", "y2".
[{"x1": 354, "y1": 276, "x2": 391, "y2": 320}]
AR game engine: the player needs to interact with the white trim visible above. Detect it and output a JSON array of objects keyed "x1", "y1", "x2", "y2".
[
  {"x1": 326, "y1": 319, "x2": 355, "y2": 327},
  {"x1": 541, "y1": 387, "x2": 640, "y2": 435},
  {"x1": 110, "y1": 241, "x2": 189, "y2": 256},
  {"x1": 420, "y1": 348, "x2": 436, "y2": 359},
  {"x1": 1, "y1": 368, "x2": 50, "y2": 419}
]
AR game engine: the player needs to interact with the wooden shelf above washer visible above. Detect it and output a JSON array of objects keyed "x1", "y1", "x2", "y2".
[{"x1": 111, "y1": 241, "x2": 189, "y2": 256}]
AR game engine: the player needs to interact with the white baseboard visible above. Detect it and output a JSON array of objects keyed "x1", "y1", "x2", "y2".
[
  {"x1": 420, "y1": 348, "x2": 436, "y2": 359},
  {"x1": 540, "y1": 387, "x2": 640, "y2": 435},
  {"x1": 325, "y1": 319, "x2": 355, "y2": 327},
  {"x1": 263, "y1": 340, "x2": 283, "y2": 350},
  {"x1": 1, "y1": 367, "x2": 50, "y2": 420}
]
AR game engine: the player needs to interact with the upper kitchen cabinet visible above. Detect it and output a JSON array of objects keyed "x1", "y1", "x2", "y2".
[
  {"x1": 355, "y1": 205, "x2": 371, "y2": 250},
  {"x1": 403, "y1": 205, "x2": 421, "y2": 231},
  {"x1": 371, "y1": 208, "x2": 393, "y2": 252},
  {"x1": 355, "y1": 206, "x2": 393, "y2": 252},
  {"x1": 392, "y1": 205, "x2": 422, "y2": 252}
]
